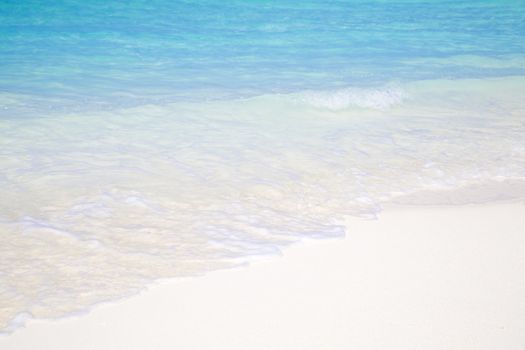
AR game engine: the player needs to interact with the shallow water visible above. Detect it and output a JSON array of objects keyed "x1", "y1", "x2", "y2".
[{"x1": 1, "y1": 0, "x2": 525, "y2": 333}]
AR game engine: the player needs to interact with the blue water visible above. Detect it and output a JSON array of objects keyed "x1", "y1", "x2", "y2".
[
  {"x1": 1, "y1": 0, "x2": 525, "y2": 334},
  {"x1": 1, "y1": 0, "x2": 525, "y2": 110}
]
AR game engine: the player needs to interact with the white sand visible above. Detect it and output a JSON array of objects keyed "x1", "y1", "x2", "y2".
[{"x1": 2, "y1": 202, "x2": 525, "y2": 349}]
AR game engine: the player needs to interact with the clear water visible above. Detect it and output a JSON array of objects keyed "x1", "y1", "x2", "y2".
[
  {"x1": 2, "y1": 0, "x2": 525, "y2": 110},
  {"x1": 1, "y1": 0, "x2": 525, "y2": 333}
]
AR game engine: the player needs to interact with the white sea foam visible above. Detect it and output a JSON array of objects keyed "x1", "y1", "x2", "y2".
[
  {"x1": 1, "y1": 77, "x2": 525, "y2": 333},
  {"x1": 295, "y1": 85, "x2": 407, "y2": 110}
]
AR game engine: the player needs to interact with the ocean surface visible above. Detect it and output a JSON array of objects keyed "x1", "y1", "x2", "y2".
[{"x1": 1, "y1": 0, "x2": 525, "y2": 333}]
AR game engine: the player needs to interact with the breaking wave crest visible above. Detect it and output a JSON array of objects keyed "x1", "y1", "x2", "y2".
[{"x1": 294, "y1": 85, "x2": 407, "y2": 110}]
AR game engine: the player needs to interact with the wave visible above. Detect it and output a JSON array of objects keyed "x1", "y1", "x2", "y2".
[{"x1": 293, "y1": 85, "x2": 407, "y2": 110}]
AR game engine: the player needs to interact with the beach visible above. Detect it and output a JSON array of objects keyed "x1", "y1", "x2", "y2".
[
  {"x1": 2, "y1": 1, "x2": 525, "y2": 348},
  {"x1": 2, "y1": 201, "x2": 524, "y2": 350}
]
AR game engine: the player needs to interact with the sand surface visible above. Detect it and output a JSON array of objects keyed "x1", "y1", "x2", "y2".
[{"x1": 2, "y1": 202, "x2": 525, "y2": 349}]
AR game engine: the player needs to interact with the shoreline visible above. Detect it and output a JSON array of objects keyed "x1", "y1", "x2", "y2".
[{"x1": 2, "y1": 201, "x2": 525, "y2": 349}]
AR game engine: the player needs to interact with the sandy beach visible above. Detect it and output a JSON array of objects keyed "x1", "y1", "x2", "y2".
[
  {"x1": 2, "y1": 1, "x2": 525, "y2": 349},
  {"x1": 2, "y1": 201, "x2": 524, "y2": 350}
]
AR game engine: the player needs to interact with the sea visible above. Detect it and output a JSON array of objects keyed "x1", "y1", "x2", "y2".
[{"x1": 1, "y1": 0, "x2": 525, "y2": 333}]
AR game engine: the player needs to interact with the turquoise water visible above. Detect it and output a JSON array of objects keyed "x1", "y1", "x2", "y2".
[
  {"x1": 1, "y1": 0, "x2": 525, "y2": 333},
  {"x1": 2, "y1": 0, "x2": 525, "y2": 110}
]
